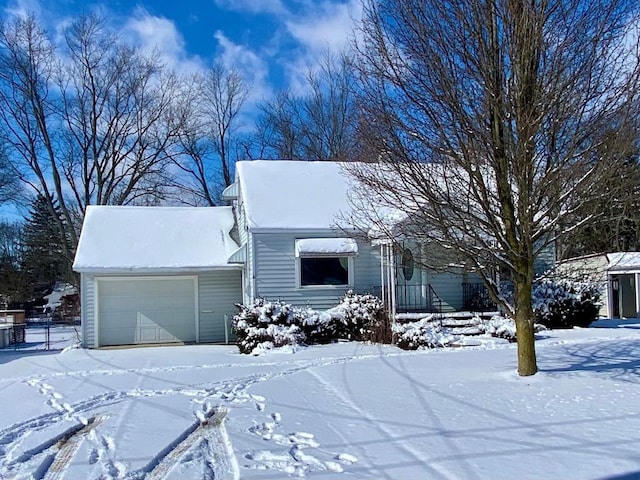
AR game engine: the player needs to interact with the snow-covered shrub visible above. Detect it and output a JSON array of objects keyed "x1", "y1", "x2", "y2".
[
  {"x1": 532, "y1": 278, "x2": 601, "y2": 329},
  {"x1": 333, "y1": 291, "x2": 389, "y2": 343},
  {"x1": 477, "y1": 315, "x2": 546, "y2": 341},
  {"x1": 392, "y1": 315, "x2": 454, "y2": 350},
  {"x1": 232, "y1": 292, "x2": 389, "y2": 354},
  {"x1": 233, "y1": 299, "x2": 305, "y2": 354},
  {"x1": 478, "y1": 315, "x2": 517, "y2": 341}
]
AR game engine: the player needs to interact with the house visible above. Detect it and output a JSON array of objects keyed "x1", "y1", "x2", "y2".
[
  {"x1": 557, "y1": 252, "x2": 640, "y2": 319},
  {"x1": 74, "y1": 160, "x2": 551, "y2": 348}
]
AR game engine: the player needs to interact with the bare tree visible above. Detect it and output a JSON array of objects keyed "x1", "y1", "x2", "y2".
[
  {"x1": 351, "y1": 0, "x2": 640, "y2": 375},
  {"x1": 59, "y1": 16, "x2": 181, "y2": 212},
  {"x1": 256, "y1": 51, "x2": 359, "y2": 161},
  {"x1": 174, "y1": 65, "x2": 249, "y2": 205},
  {"x1": 0, "y1": 146, "x2": 19, "y2": 204},
  {"x1": 0, "y1": 14, "x2": 182, "y2": 271}
]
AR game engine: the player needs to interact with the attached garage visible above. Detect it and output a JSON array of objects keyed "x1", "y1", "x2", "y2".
[{"x1": 73, "y1": 206, "x2": 243, "y2": 348}]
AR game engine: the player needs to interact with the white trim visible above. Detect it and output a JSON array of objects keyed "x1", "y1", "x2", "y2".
[
  {"x1": 194, "y1": 276, "x2": 200, "y2": 343},
  {"x1": 247, "y1": 227, "x2": 359, "y2": 235},
  {"x1": 76, "y1": 266, "x2": 242, "y2": 275},
  {"x1": 94, "y1": 276, "x2": 100, "y2": 348},
  {"x1": 221, "y1": 182, "x2": 238, "y2": 200},
  {"x1": 94, "y1": 275, "x2": 199, "y2": 347},
  {"x1": 228, "y1": 244, "x2": 247, "y2": 264}
]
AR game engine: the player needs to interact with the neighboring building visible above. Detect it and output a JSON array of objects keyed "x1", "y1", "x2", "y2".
[
  {"x1": 557, "y1": 252, "x2": 640, "y2": 319},
  {"x1": 73, "y1": 160, "x2": 552, "y2": 348}
]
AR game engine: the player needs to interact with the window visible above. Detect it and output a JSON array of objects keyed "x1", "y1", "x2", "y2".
[
  {"x1": 300, "y1": 257, "x2": 350, "y2": 286},
  {"x1": 402, "y1": 248, "x2": 414, "y2": 281},
  {"x1": 295, "y1": 238, "x2": 357, "y2": 287}
]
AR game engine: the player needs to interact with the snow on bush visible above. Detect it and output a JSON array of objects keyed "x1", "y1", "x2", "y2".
[
  {"x1": 392, "y1": 315, "x2": 454, "y2": 350},
  {"x1": 532, "y1": 277, "x2": 601, "y2": 329},
  {"x1": 477, "y1": 315, "x2": 518, "y2": 341},
  {"x1": 233, "y1": 291, "x2": 387, "y2": 354}
]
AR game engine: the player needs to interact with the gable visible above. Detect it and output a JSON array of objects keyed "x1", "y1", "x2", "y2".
[{"x1": 236, "y1": 160, "x2": 355, "y2": 231}]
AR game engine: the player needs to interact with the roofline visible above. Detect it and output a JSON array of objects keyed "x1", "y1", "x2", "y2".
[
  {"x1": 73, "y1": 265, "x2": 243, "y2": 275},
  {"x1": 247, "y1": 226, "x2": 359, "y2": 235}
]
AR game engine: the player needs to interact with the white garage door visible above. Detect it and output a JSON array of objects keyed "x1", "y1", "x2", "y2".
[{"x1": 97, "y1": 277, "x2": 196, "y2": 346}]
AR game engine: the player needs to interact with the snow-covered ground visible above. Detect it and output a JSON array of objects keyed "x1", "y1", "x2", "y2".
[{"x1": 1, "y1": 321, "x2": 640, "y2": 479}]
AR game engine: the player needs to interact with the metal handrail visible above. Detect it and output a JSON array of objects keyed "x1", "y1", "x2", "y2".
[{"x1": 427, "y1": 284, "x2": 443, "y2": 324}]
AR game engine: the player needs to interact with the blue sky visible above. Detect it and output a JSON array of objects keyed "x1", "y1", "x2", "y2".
[{"x1": 1, "y1": 0, "x2": 361, "y2": 105}]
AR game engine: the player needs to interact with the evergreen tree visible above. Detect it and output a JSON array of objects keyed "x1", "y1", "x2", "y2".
[
  {"x1": 20, "y1": 195, "x2": 71, "y2": 302},
  {"x1": 0, "y1": 220, "x2": 25, "y2": 307}
]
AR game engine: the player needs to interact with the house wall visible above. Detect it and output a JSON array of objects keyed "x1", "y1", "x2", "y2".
[
  {"x1": 198, "y1": 270, "x2": 242, "y2": 343},
  {"x1": 251, "y1": 231, "x2": 380, "y2": 310},
  {"x1": 80, "y1": 270, "x2": 242, "y2": 348},
  {"x1": 427, "y1": 271, "x2": 464, "y2": 311},
  {"x1": 534, "y1": 240, "x2": 556, "y2": 277},
  {"x1": 395, "y1": 242, "x2": 467, "y2": 312}
]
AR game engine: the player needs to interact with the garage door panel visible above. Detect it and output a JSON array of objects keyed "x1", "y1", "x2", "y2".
[{"x1": 98, "y1": 278, "x2": 196, "y2": 346}]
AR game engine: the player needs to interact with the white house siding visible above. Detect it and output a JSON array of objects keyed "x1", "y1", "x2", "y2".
[
  {"x1": 81, "y1": 274, "x2": 96, "y2": 348},
  {"x1": 252, "y1": 231, "x2": 380, "y2": 310},
  {"x1": 198, "y1": 270, "x2": 243, "y2": 343},
  {"x1": 427, "y1": 271, "x2": 464, "y2": 312}
]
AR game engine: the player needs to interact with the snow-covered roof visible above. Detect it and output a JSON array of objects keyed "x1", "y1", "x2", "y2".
[
  {"x1": 607, "y1": 252, "x2": 640, "y2": 272},
  {"x1": 236, "y1": 160, "x2": 357, "y2": 231},
  {"x1": 73, "y1": 206, "x2": 240, "y2": 273},
  {"x1": 295, "y1": 238, "x2": 359, "y2": 257}
]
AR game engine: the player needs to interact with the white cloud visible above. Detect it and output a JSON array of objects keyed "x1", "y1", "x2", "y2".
[
  {"x1": 285, "y1": 0, "x2": 361, "y2": 54},
  {"x1": 212, "y1": 0, "x2": 287, "y2": 16},
  {"x1": 122, "y1": 8, "x2": 204, "y2": 74},
  {"x1": 3, "y1": 0, "x2": 42, "y2": 19},
  {"x1": 213, "y1": 30, "x2": 271, "y2": 105},
  {"x1": 281, "y1": 0, "x2": 362, "y2": 93}
]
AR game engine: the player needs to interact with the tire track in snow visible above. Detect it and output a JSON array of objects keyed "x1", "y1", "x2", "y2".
[
  {"x1": 43, "y1": 416, "x2": 105, "y2": 480},
  {"x1": 141, "y1": 407, "x2": 235, "y2": 480},
  {"x1": 0, "y1": 353, "x2": 380, "y2": 479},
  {"x1": 33, "y1": 376, "x2": 121, "y2": 478},
  {"x1": 1, "y1": 416, "x2": 105, "y2": 480}
]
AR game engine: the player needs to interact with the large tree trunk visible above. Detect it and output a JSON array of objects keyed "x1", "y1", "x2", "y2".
[{"x1": 514, "y1": 277, "x2": 537, "y2": 376}]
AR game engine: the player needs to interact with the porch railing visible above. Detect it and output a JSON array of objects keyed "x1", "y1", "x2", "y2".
[
  {"x1": 373, "y1": 284, "x2": 443, "y2": 314},
  {"x1": 462, "y1": 282, "x2": 496, "y2": 312}
]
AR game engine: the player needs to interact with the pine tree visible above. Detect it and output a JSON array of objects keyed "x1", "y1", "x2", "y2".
[{"x1": 20, "y1": 195, "x2": 72, "y2": 302}]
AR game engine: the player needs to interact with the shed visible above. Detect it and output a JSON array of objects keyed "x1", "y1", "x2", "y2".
[{"x1": 73, "y1": 206, "x2": 243, "y2": 348}]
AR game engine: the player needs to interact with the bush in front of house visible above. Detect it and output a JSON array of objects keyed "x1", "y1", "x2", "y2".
[
  {"x1": 334, "y1": 291, "x2": 390, "y2": 343},
  {"x1": 392, "y1": 315, "x2": 454, "y2": 350},
  {"x1": 232, "y1": 300, "x2": 306, "y2": 354},
  {"x1": 232, "y1": 291, "x2": 388, "y2": 354},
  {"x1": 532, "y1": 277, "x2": 601, "y2": 329}
]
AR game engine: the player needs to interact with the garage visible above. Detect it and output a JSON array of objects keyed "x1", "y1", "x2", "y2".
[
  {"x1": 97, "y1": 277, "x2": 197, "y2": 346},
  {"x1": 74, "y1": 206, "x2": 243, "y2": 348}
]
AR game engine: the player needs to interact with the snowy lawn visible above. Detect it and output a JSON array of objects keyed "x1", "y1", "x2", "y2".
[{"x1": 1, "y1": 321, "x2": 640, "y2": 479}]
